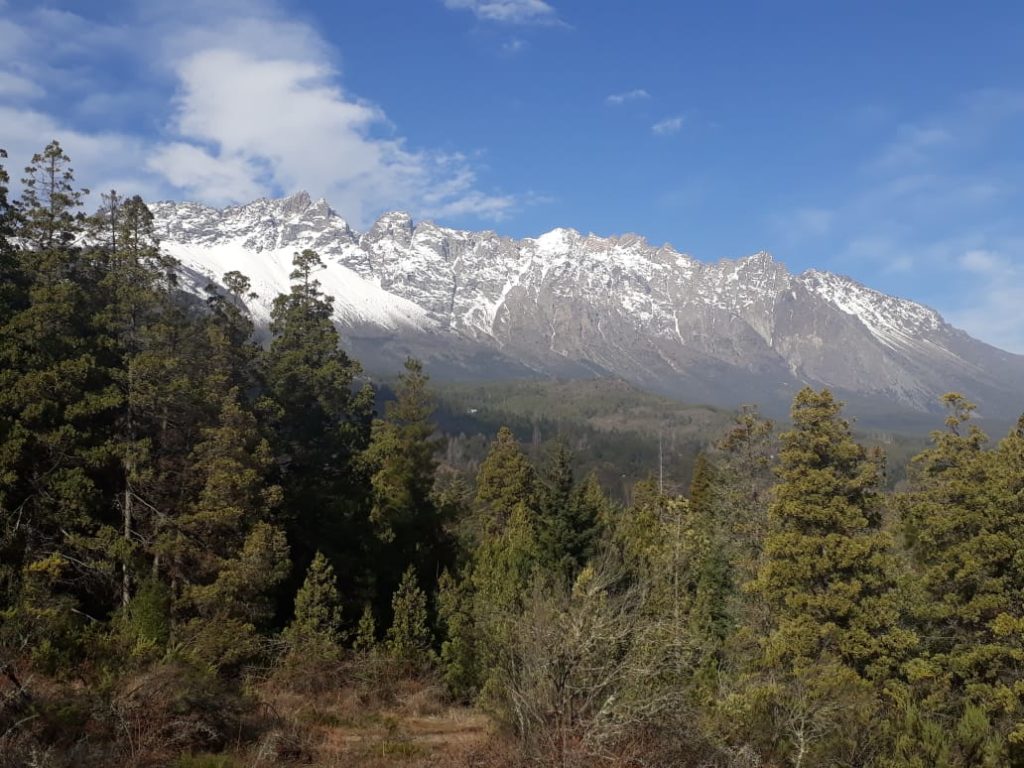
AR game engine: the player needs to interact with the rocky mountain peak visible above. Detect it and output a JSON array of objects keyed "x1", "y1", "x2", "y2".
[{"x1": 150, "y1": 193, "x2": 1024, "y2": 422}]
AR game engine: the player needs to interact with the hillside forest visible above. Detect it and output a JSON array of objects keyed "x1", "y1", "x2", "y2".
[{"x1": 3, "y1": 143, "x2": 1024, "y2": 768}]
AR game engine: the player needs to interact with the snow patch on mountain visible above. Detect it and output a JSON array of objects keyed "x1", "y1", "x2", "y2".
[{"x1": 149, "y1": 193, "x2": 1024, "y2": 418}]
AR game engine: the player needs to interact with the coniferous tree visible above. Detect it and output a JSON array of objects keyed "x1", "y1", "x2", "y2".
[
  {"x1": 537, "y1": 443, "x2": 603, "y2": 577},
  {"x1": 202, "y1": 270, "x2": 262, "y2": 397},
  {"x1": 286, "y1": 551, "x2": 344, "y2": 649},
  {"x1": 168, "y1": 391, "x2": 288, "y2": 670},
  {"x1": 686, "y1": 454, "x2": 732, "y2": 658},
  {"x1": 0, "y1": 148, "x2": 23, "y2": 327},
  {"x1": 738, "y1": 388, "x2": 914, "y2": 765},
  {"x1": 362, "y1": 358, "x2": 449, "y2": 599},
  {"x1": 475, "y1": 426, "x2": 537, "y2": 534},
  {"x1": 353, "y1": 603, "x2": 378, "y2": 654},
  {"x1": 265, "y1": 249, "x2": 373, "y2": 575},
  {"x1": 0, "y1": 148, "x2": 23, "y2": 607},
  {"x1": 897, "y1": 395, "x2": 1024, "y2": 764},
  {"x1": 754, "y1": 388, "x2": 908, "y2": 675},
  {"x1": 181, "y1": 521, "x2": 290, "y2": 671},
  {"x1": 0, "y1": 144, "x2": 114, "y2": 658},
  {"x1": 90, "y1": 193, "x2": 179, "y2": 607},
  {"x1": 437, "y1": 568, "x2": 480, "y2": 701},
  {"x1": 385, "y1": 565, "x2": 434, "y2": 672}
]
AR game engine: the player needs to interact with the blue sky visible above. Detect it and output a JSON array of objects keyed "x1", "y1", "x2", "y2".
[{"x1": 3, "y1": 1, "x2": 1024, "y2": 351}]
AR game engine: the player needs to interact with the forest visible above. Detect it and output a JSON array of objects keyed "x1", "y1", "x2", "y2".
[{"x1": 2, "y1": 142, "x2": 1024, "y2": 768}]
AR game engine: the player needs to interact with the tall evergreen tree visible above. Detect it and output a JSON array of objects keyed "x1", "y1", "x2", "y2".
[
  {"x1": 537, "y1": 444, "x2": 607, "y2": 580},
  {"x1": 897, "y1": 395, "x2": 1024, "y2": 764},
  {"x1": 0, "y1": 148, "x2": 24, "y2": 328},
  {"x1": 737, "y1": 388, "x2": 914, "y2": 765},
  {"x1": 0, "y1": 143, "x2": 115, "y2": 650},
  {"x1": 475, "y1": 426, "x2": 537, "y2": 534},
  {"x1": 753, "y1": 387, "x2": 908, "y2": 676},
  {"x1": 265, "y1": 249, "x2": 374, "y2": 579},
  {"x1": 362, "y1": 358, "x2": 448, "y2": 598},
  {"x1": 90, "y1": 193, "x2": 179, "y2": 607}
]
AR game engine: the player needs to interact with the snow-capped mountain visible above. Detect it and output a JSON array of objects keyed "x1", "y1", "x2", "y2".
[{"x1": 150, "y1": 192, "x2": 1024, "y2": 424}]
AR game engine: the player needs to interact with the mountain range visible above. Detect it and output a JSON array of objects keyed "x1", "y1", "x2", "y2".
[{"x1": 150, "y1": 192, "x2": 1024, "y2": 428}]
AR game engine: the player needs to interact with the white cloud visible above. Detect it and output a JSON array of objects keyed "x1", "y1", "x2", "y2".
[
  {"x1": 947, "y1": 250, "x2": 1024, "y2": 352},
  {"x1": 0, "y1": 71, "x2": 42, "y2": 98},
  {"x1": 0, "y1": 2, "x2": 518, "y2": 225},
  {"x1": 870, "y1": 124, "x2": 952, "y2": 170},
  {"x1": 502, "y1": 38, "x2": 527, "y2": 53},
  {"x1": 154, "y1": 44, "x2": 514, "y2": 223},
  {"x1": 959, "y1": 249, "x2": 1003, "y2": 274},
  {"x1": 147, "y1": 142, "x2": 266, "y2": 204},
  {"x1": 442, "y1": 0, "x2": 560, "y2": 24},
  {"x1": 791, "y1": 207, "x2": 833, "y2": 237},
  {"x1": 606, "y1": 88, "x2": 649, "y2": 106},
  {"x1": 0, "y1": 105, "x2": 163, "y2": 202},
  {"x1": 652, "y1": 116, "x2": 684, "y2": 135}
]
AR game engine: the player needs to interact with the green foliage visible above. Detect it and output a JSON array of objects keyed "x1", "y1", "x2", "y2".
[
  {"x1": 536, "y1": 444, "x2": 607, "y2": 578},
  {"x1": 286, "y1": 551, "x2": 343, "y2": 648},
  {"x1": 753, "y1": 387, "x2": 912, "y2": 677},
  {"x1": 437, "y1": 569, "x2": 480, "y2": 701},
  {"x1": 115, "y1": 576, "x2": 171, "y2": 661},
  {"x1": 475, "y1": 426, "x2": 537, "y2": 532},
  {"x1": 385, "y1": 566, "x2": 434, "y2": 672},
  {"x1": 897, "y1": 394, "x2": 1024, "y2": 763},
  {"x1": 353, "y1": 603, "x2": 378, "y2": 654},
  {"x1": 5, "y1": 141, "x2": 1024, "y2": 768}
]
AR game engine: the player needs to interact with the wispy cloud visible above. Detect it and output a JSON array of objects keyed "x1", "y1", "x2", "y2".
[
  {"x1": 947, "y1": 248, "x2": 1024, "y2": 353},
  {"x1": 0, "y1": 71, "x2": 42, "y2": 98},
  {"x1": 442, "y1": 0, "x2": 560, "y2": 25},
  {"x1": 651, "y1": 115, "x2": 684, "y2": 135},
  {"x1": 870, "y1": 124, "x2": 952, "y2": 171},
  {"x1": 769, "y1": 89, "x2": 1024, "y2": 351},
  {"x1": 0, "y1": 1, "x2": 519, "y2": 225},
  {"x1": 959, "y1": 248, "x2": 1003, "y2": 274},
  {"x1": 606, "y1": 88, "x2": 649, "y2": 106},
  {"x1": 501, "y1": 37, "x2": 527, "y2": 54}
]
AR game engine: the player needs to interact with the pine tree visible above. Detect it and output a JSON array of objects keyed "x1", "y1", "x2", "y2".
[
  {"x1": 715, "y1": 404, "x2": 775, "y2": 587},
  {"x1": 265, "y1": 249, "x2": 373, "y2": 576},
  {"x1": 164, "y1": 389, "x2": 282, "y2": 591},
  {"x1": 536, "y1": 457, "x2": 609, "y2": 580},
  {"x1": 537, "y1": 441, "x2": 577, "y2": 576},
  {"x1": 286, "y1": 551, "x2": 344, "y2": 648},
  {"x1": 475, "y1": 426, "x2": 537, "y2": 534},
  {"x1": 687, "y1": 453, "x2": 732, "y2": 653},
  {"x1": 739, "y1": 388, "x2": 914, "y2": 765},
  {"x1": 18, "y1": 140, "x2": 87, "y2": 252},
  {"x1": 0, "y1": 144, "x2": 114, "y2": 662},
  {"x1": 90, "y1": 193, "x2": 178, "y2": 608},
  {"x1": 437, "y1": 568, "x2": 480, "y2": 701},
  {"x1": 897, "y1": 395, "x2": 1024, "y2": 763},
  {"x1": 181, "y1": 521, "x2": 290, "y2": 671},
  {"x1": 361, "y1": 357, "x2": 448, "y2": 599},
  {"x1": 353, "y1": 603, "x2": 378, "y2": 654},
  {"x1": 169, "y1": 391, "x2": 288, "y2": 670},
  {"x1": 0, "y1": 148, "x2": 24, "y2": 607},
  {"x1": 202, "y1": 270, "x2": 262, "y2": 397},
  {"x1": 385, "y1": 566, "x2": 434, "y2": 672},
  {"x1": 754, "y1": 387, "x2": 908, "y2": 675},
  {"x1": 0, "y1": 148, "x2": 24, "y2": 328}
]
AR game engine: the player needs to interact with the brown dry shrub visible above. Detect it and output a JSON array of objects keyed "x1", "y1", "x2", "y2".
[{"x1": 108, "y1": 660, "x2": 256, "y2": 766}]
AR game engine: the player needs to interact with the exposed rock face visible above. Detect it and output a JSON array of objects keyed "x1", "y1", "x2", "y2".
[{"x1": 150, "y1": 193, "x2": 1024, "y2": 423}]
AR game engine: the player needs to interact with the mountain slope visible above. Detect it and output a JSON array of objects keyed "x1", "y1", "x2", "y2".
[{"x1": 150, "y1": 192, "x2": 1024, "y2": 424}]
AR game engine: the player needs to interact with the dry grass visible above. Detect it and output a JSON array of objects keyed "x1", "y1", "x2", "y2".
[{"x1": 255, "y1": 667, "x2": 498, "y2": 767}]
